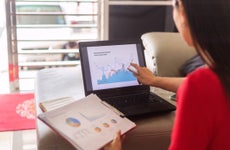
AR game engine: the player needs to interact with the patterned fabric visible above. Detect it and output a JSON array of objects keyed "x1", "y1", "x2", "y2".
[{"x1": 0, "y1": 93, "x2": 36, "y2": 131}]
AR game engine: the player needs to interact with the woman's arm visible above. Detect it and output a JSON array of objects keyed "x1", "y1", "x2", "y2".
[
  {"x1": 153, "y1": 76, "x2": 185, "y2": 93},
  {"x1": 130, "y1": 63, "x2": 185, "y2": 93}
]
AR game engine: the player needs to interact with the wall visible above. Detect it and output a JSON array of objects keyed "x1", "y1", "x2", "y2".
[
  {"x1": 0, "y1": 0, "x2": 10, "y2": 93},
  {"x1": 108, "y1": 0, "x2": 176, "y2": 40}
]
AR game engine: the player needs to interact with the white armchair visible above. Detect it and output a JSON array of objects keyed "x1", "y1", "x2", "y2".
[{"x1": 142, "y1": 32, "x2": 197, "y2": 77}]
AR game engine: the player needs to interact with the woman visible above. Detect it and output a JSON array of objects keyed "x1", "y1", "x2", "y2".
[{"x1": 106, "y1": 0, "x2": 230, "y2": 149}]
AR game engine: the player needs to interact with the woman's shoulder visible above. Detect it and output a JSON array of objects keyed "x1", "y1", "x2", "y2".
[
  {"x1": 187, "y1": 67, "x2": 219, "y2": 85},
  {"x1": 184, "y1": 67, "x2": 226, "y2": 100},
  {"x1": 178, "y1": 66, "x2": 227, "y2": 111}
]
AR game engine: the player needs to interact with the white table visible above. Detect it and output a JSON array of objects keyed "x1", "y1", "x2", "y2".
[{"x1": 35, "y1": 66, "x2": 176, "y2": 150}]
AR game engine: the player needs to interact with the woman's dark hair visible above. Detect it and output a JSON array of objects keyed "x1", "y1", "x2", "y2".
[{"x1": 180, "y1": 0, "x2": 230, "y2": 98}]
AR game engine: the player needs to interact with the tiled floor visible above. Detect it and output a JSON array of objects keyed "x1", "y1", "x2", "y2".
[
  {"x1": 0, "y1": 129, "x2": 37, "y2": 150},
  {"x1": 0, "y1": 131, "x2": 13, "y2": 150}
]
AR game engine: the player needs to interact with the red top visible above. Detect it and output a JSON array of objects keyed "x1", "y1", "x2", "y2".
[{"x1": 169, "y1": 67, "x2": 230, "y2": 150}]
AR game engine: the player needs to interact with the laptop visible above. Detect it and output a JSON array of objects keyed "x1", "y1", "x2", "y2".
[{"x1": 79, "y1": 40, "x2": 176, "y2": 117}]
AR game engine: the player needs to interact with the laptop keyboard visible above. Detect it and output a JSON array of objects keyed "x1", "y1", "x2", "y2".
[
  {"x1": 105, "y1": 93, "x2": 164, "y2": 107},
  {"x1": 103, "y1": 92, "x2": 176, "y2": 117}
]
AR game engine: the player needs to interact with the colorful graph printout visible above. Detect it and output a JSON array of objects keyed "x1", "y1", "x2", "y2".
[
  {"x1": 94, "y1": 127, "x2": 102, "y2": 133},
  {"x1": 66, "y1": 117, "x2": 81, "y2": 127},
  {"x1": 111, "y1": 119, "x2": 117, "y2": 124},
  {"x1": 102, "y1": 123, "x2": 110, "y2": 128}
]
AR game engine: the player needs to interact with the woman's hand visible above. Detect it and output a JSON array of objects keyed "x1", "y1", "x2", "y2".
[
  {"x1": 130, "y1": 63, "x2": 156, "y2": 86},
  {"x1": 104, "y1": 130, "x2": 124, "y2": 150},
  {"x1": 130, "y1": 63, "x2": 184, "y2": 92}
]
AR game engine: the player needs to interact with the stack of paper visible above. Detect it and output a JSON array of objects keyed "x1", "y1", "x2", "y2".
[{"x1": 39, "y1": 97, "x2": 75, "y2": 112}]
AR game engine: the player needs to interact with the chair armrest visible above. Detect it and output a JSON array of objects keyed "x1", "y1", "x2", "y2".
[{"x1": 141, "y1": 32, "x2": 197, "y2": 77}]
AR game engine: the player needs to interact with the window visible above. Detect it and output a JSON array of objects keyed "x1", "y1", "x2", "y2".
[
  {"x1": 6, "y1": 0, "x2": 106, "y2": 92},
  {"x1": 16, "y1": 4, "x2": 66, "y2": 25}
]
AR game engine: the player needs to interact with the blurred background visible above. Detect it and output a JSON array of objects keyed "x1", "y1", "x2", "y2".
[{"x1": 0, "y1": 0, "x2": 175, "y2": 93}]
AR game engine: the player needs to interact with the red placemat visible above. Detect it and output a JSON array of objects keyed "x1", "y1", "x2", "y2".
[{"x1": 0, "y1": 93, "x2": 36, "y2": 131}]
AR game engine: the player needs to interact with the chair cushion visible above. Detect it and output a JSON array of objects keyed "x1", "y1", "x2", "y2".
[{"x1": 141, "y1": 32, "x2": 197, "y2": 77}]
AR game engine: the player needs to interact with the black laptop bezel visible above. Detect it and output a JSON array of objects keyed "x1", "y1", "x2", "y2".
[{"x1": 79, "y1": 40, "x2": 150, "y2": 97}]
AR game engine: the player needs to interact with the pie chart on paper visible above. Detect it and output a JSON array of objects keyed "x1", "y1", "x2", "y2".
[{"x1": 66, "y1": 117, "x2": 81, "y2": 127}]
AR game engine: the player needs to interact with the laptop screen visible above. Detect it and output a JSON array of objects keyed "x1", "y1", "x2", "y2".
[{"x1": 79, "y1": 40, "x2": 147, "y2": 96}]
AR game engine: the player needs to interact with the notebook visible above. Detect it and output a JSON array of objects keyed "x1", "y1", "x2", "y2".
[{"x1": 79, "y1": 40, "x2": 176, "y2": 117}]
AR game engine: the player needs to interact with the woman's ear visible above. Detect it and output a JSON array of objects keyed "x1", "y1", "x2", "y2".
[
  {"x1": 178, "y1": 0, "x2": 187, "y2": 28},
  {"x1": 176, "y1": 0, "x2": 194, "y2": 46}
]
